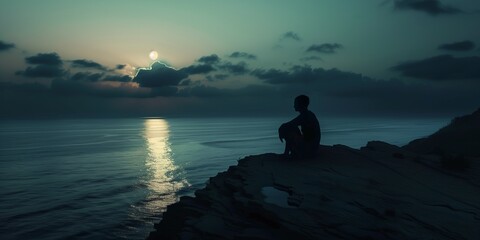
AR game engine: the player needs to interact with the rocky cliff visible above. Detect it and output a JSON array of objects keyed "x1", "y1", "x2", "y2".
[
  {"x1": 147, "y1": 110, "x2": 480, "y2": 240},
  {"x1": 404, "y1": 108, "x2": 480, "y2": 157}
]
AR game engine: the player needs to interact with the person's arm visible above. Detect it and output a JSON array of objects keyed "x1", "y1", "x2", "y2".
[{"x1": 285, "y1": 113, "x2": 303, "y2": 127}]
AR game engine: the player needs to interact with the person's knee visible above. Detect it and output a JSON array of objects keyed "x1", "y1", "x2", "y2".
[{"x1": 279, "y1": 124, "x2": 300, "y2": 141}]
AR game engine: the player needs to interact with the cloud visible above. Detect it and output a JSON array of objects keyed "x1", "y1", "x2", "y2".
[
  {"x1": 253, "y1": 65, "x2": 366, "y2": 85},
  {"x1": 393, "y1": 0, "x2": 463, "y2": 15},
  {"x1": 25, "y1": 53, "x2": 62, "y2": 66},
  {"x1": 438, "y1": 40, "x2": 475, "y2": 52},
  {"x1": 306, "y1": 43, "x2": 343, "y2": 54},
  {"x1": 0, "y1": 40, "x2": 15, "y2": 51},
  {"x1": 181, "y1": 64, "x2": 215, "y2": 75},
  {"x1": 229, "y1": 52, "x2": 257, "y2": 60},
  {"x1": 218, "y1": 61, "x2": 249, "y2": 75},
  {"x1": 178, "y1": 84, "x2": 276, "y2": 99},
  {"x1": 71, "y1": 59, "x2": 107, "y2": 70},
  {"x1": 251, "y1": 68, "x2": 290, "y2": 81},
  {"x1": 150, "y1": 86, "x2": 178, "y2": 97},
  {"x1": 69, "y1": 71, "x2": 132, "y2": 83},
  {"x1": 391, "y1": 54, "x2": 480, "y2": 80},
  {"x1": 4, "y1": 61, "x2": 480, "y2": 118},
  {"x1": 0, "y1": 81, "x2": 49, "y2": 94},
  {"x1": 206, "y1": 74, "x2": 229, "y2": 82},
  {"x1": 251, "y1": 64, "x2": 480, "y2": 116},
  {"x1": 178, "y1": 84, "x2": 226, "y2": 97},
  {"x1": 16, "y1": 66, "x2": 64, "y2": 78},
  {"x1": 6, "y1": 50, "x2": 480, "y2": 118},
  {"x1": 300, "y1": 56, "x2": 323, "y2": 62},
  {"x1": 197, "y1": 54, "x2": 220, "y2": 64},
  {"x1": 133, "y1": 62, "x2": 187, "y2": 88},
  {"x1": 51, "y1": 79, "x2": 151, "y2": 98},
  {"x1": 186, "y1": 54, "x2": 253, "y2": 75},
  {"x1": 16, "y1": 53, "x2": 65, "y2": 78},
  {"x1": 15, "y1": 53, "x2": 134, "y2": 82},
  {"x1": 71, "y1": 72, "x2": 103, "y2": 82},
  {"x1": 281, "y1": 31, "x2": 301, "y2": 41},
  {"x1": 102, "y1": 74, "x2": 132, "y2": 82}
]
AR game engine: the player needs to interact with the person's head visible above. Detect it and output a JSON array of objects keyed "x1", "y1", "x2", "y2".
[{"x1": 294, "y1": 95, "x2": 309, "y2": 112}]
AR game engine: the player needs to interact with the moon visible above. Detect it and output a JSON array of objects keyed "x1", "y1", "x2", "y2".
[{"x1": 149, "y1": 51, "x2": 158, "y2": 60}]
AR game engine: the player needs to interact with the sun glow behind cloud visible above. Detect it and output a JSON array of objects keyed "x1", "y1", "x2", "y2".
[{"x1": 133, "y1": 61, "x2": 180, "y2": 79}]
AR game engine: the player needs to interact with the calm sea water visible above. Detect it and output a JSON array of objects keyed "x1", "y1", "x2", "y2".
[{"x1": 0, "y1": 117, "x2": 448, "y2": 240}]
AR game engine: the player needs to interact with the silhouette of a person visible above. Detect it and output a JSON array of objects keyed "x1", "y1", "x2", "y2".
[{"x1": 279, "y1": 95, "x2": 321, "y2": 159}]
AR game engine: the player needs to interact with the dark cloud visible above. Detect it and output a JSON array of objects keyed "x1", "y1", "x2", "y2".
[
  {"x1": 16, "y1": 53, "x2": 133, "y2": 82},
  {"x1": 4, "y1": 62, "x2": 480, "y2": 118},
  {"x1": 51, "y1": 79, "x2": 151, "y2": 98},
  {"x1": 253, "y1": 65, "x2": 363, "y2": 85},
  {"x1": 27, "y1": 71, "x2": 127, "y2": 84},
  {"x1": 16, "y1": 65, "x2": 65, "y2": 78},
  {"x1": 218, "y1": 61, "x2": 249, "y2": 75},
  {"x1": 71, "y1": 59, "x2": 107, "y2": 70},
  {"x1": 5, "y1": 51, "x2": 480, "y2": 118},
  {"x1": 206, "y1": 74, "x2": 229, "y2": 82},
  {"x1": 0, "y1": 40, "x2": 15, "y2": 51},
  {"x1": 150, "y1": 86, "x2": 178, "y2": 97},
  {"x1": 229, "y1": 52, "x2": 257, "y2": 60},
  {"x1": 179, "y1": 79, "x2": 193, "y2": 86},
  {"x1": 187, "y1": 54, "x2": 253, "y2": 75},
  {"x1": 178, "y1": 85, "x2": 225, "y2": 97},
  {"x1": 102, "y1": 74, "x2": 132, "y2": 82},
  {"x1": 133, "y1": 62, "x2": 187, "y2": 88},
  {"x1": 0, "y1": 81, "x2": 49, "y2": 94},
  {"x1": 394, "y1": 0, "x2": 463, "y2": 15},
  {"x1": 71, "y1": 72, "x2": 103, "y2": 82},
  {"x1": 251, "y1": 65, "x2": 480, "y2": 116},
  {"x1": 438, "y1": 40, "x2": 475, "y2": 52},
  {"x1": 181, "y1": 64, "x2": 215, "y2": 75},
  {"x1": 251, "y1": 68, "x2": 290, "y2": 81},
  {"x1": 116, "y1": 64, "x2": 126, "y2": 70},
  {"x1": 300, "y1": 56, "x2": 323, "y2": 62},
  {"x1": 197, "y1": 54, "x2": 220, "y2": 64},
  {"x1": 25, "y1": 53, "x2": 62, "y2": 65},
  {"x1": 306, "y1": 43, "x2": 343, "y2": 54},
  {"x1": 178, "y1": 84, "x2": 276, "y2": 98},
  {"x1": 16, "y1": 53, "x2": 64, "y2": 78},
  {"x1": 215, "y1": 74, "x2": 229, "y2": 80},
  {"x1": 281, "y1": 31, "x2": 301, "y2": 41},
  {"x1": 391, "y1": 54, "x2": 480, "y2": 80}
]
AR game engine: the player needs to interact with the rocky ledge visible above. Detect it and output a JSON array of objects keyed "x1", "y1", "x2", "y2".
[{"x1": 147, "y1": 110, "x2": 480, "y2": 240}]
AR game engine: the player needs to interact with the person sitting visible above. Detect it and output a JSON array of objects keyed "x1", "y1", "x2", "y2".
[{"x1": 279, "y1": 95, "x2": 321, "y2": 159}]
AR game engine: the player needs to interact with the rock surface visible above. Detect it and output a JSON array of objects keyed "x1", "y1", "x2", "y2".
[
  {"x1": 404, "y1": 108, "x2": 480, "y2": 157},
  {"x1": 147, "y1": 142, "x2": 480, "y2": 239},
  {"x1": 147, "y1": 109, "x2": 480, "y2": 239}
]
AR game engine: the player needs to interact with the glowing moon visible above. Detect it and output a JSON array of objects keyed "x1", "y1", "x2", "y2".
[{"x1": 149, "y1": 51, "x2": 158, "y2": 60}]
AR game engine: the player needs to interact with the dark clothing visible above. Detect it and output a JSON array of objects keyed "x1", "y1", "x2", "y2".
[
  {"x1": 278, "y1": 123, "x2": 302, "y2": 156},
  {"x1": 281, "y1": 110, "x2": 321, "y2": 158},
  {"x1": 287, "y1": 110, "x2": 321, "y2": 145}
]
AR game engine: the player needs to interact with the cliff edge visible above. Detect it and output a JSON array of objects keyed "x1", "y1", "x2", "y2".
[
  {"x1": 147, "y1": 110, "x2": 480, "y2": 240},
  {"x1": 404, "y1": 108, "x2": 480, "y2": 157}
]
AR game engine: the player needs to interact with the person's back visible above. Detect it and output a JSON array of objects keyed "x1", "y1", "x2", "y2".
[{"x1": 297, "y1": 110, "x2": 320, "y2": 149}]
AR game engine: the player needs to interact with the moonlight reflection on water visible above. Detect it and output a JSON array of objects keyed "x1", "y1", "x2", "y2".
[{"x1": 143, "y1": 119, "x2": 189, "y2": 213}]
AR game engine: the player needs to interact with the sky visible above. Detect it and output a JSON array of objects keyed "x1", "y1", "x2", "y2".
[{"x1": 1, "y1": 0, "x2": 480, "y2": 118}]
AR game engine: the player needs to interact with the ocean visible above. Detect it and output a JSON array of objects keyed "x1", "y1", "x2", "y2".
[{"x1": 0, "y1": 117, "x2": 449, "y2": 240}]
